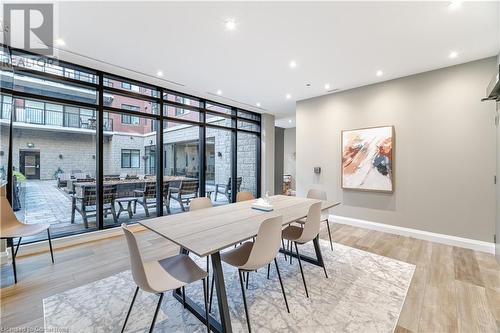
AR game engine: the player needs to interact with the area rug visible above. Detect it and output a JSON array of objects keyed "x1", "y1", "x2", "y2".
[{"x1": 43, "y1": 240, "x2": 415, "y2": 332}]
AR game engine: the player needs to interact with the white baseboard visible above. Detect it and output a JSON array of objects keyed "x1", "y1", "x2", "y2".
[
  {"x1": 331, "y1": 215, "x2": 495, "y2": 254},
  {"x1": 12, "y1": 224, "x2": 146, "y2": 258}
]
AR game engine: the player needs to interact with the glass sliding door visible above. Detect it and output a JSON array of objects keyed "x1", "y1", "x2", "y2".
[
  {"x1": 237, "y1": 132, "x2": 259, "y2": 198},
  {"x1": 206, "y1": 127, "x2": 233, "y2": 205},
  {"x1": 102, "y1": 111, "x2": 158, "y2": 227},
  {"x1": 163, "y1": 121, "x2": 200, "y2": 214}
]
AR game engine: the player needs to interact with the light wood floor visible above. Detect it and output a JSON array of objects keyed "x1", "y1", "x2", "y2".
[{"x1": 1, "y1": 224, "x2": 499, "y2": 332}]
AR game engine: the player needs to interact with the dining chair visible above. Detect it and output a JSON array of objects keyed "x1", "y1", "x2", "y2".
[
  {"x1": 121, "y1": 224, "x2": 209, "y2": 333},
  {"x1": 296, "y1": 189, "x2": 333, "y2": 250},
  {"x1": 188, "y1": 197, "x2": 213, "y2": 302},
  {"x1": 236, "y1": 191, "x2": 255, "y2": 202},
  {"x1": 219, "y1": 216, "x2": 290, "y2": 333},
  {"x1": 0, "y1": 196, "x2": 54, "y2": 284},
  {"x1": 282, "y1": 201, "x2": 327, "y2": 298}
]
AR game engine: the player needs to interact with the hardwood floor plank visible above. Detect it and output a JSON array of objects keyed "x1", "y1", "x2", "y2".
[
  {"x1": 453, "y1": 247, "x2": 484, "y2": 287},
  {"x1": 398, "y1": 266, "x2": 428, "y2": 332},
  {"x1": 417, "y1": 282, "x2": 458, "y2": 333},
  {"x1": 455, "y1": 280, "x2": 497, "y2": 333}
]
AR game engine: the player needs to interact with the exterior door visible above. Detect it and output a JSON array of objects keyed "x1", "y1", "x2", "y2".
[{"x1": 20, "y1": 151, "x2": 40, "y2": 179}]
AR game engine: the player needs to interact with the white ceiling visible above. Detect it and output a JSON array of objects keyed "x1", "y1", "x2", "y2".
[{"x1": 20, "y1": 2, "x2": 500, "y2": 119}]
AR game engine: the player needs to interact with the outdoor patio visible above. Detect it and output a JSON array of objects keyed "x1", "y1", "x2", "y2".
[{"x1": 15, "y1": 180, "x2": 229, "y2": 243}]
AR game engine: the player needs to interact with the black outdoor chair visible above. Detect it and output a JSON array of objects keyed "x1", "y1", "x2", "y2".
[
  {"x1": 215, "y1": 177, "x2": 242, "y2": 203},
  {"x1": 71, "y1": 184, "x2": 117, "y2": 228},
  {"x1": 133, "y1": 182, "x2": 170, "y2": 217},
  {"x1": 167, "y1": 179, "x2": 199, "y2": 212}
]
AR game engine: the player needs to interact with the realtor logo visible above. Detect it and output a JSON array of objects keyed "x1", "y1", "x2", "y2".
[{"x1": 3, "y1": 3, "x2": 54, "y2": 55}]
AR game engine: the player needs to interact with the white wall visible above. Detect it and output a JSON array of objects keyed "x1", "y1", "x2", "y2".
[
  {"x1": 296, "y1": 58, "x2": 497, "y2": 242},
  {"x1": 261, "y1": 113, "x2": 275, "y2": 195},
  {"x1": 283, "y1": 128, "x2": 296, "y2": 189}
]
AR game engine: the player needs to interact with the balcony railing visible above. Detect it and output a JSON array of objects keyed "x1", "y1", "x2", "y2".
[{"x1": 0, "y1": 104, "x2": 113, "y2": 131}]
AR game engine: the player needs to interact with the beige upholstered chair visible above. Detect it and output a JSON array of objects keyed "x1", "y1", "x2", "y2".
[
  {"x1": 121, "y1": 224, "x2": 209, "y2": 332},
  {"x1": 0, "y1": 196, "x2": 54, "y2": 284},
  {"x1": 189, "y1": 196, "x2": 212, "y2": 211},
  {"x1": 296, "y1": 189, "x2": 333, "y2": 250},
  {"x1": 236, "y1": 191, "x2": 255, "y2": 202},
  {"x1": 282, "y1": 201, "x2": 327, "y2": 298},
  {"x1": 220, "y1": 216, "x2": 290, "y2": 332}
]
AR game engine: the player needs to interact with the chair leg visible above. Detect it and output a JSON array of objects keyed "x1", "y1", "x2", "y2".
[
  {"x1": 121, "y1": 286, "x2": 139, "y2": 333},
  {"x1": 266, "y1": 263, "x2": 271, "y2": 280},
  {"x1": 288, "y1": 240, "x2": 293, "y2": 265},
  {"x1": 47, "y1": 229, "x2": 54, "y2": 263},
  {"x1": 14, "y1": 237, "x2": 22, "y2": 258},
  {"x1": 9, "y1": 238, "x2": 17, "y2": 284},
  {"x1": 143, "y1": 201, "x2": 150, "y2": 217},
  {"x1": 246, "y1": 271, "x2": 250, "y2": 290},
  {"x1": 202, "y1": 278, "x2": 210, "y2": 333},
  {"x1": 326, "y1": 219, "x2": 333, "y2": 251},
  {"x1": 179, "y1": 196, "x2": 186, "y2": 212},
  {"x1": 111, "y1": 205, "x2": 118, "y2": 223},
  {"x1": 71, "y1": 198, "x2": 76, "y2": 224},
  {"x1": 238, "y1": 270, "x2": 252, "y2": 333},
  {"x1": 149, "y1": 292, "x2": 164, "y2": 333},
  {"x1": 133, "y1": 200, "x2": 137, "y2": 214},
  {"x1": 274, "y1": 258, "x2": 290, "y2": 313},
  {"x1": 182, "y1": 286, "x2": 186, "y2": 308},
  {"x1": 209, "y1": 273, "x2": 215, "y2": 313},
  {"x1": 294, "y1": 242, "x2": 309, "y2": 298},
  {"x1": 281, "y1": 238, "x2": 287, "y2": 261}
]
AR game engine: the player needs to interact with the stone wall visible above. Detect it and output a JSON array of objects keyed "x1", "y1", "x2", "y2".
[{"x1": 2, "y1": 122, "x2": 258, "y2": 196}]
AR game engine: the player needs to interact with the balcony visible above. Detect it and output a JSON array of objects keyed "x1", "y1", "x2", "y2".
[{"x1": 0, "y1": 104, "x2": 113, "y2": 131}]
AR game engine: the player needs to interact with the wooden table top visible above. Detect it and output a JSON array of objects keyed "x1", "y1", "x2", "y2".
[{"x1": 140, "y1": 195, "x2": 340, "y2": 257}]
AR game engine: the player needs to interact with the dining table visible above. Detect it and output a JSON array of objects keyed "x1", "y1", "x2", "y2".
[{"x1": 140, "y1": 194, "x2": 340, "y2": 333}]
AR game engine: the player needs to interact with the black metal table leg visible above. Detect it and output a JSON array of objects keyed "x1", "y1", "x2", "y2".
[
  {"x1": 211, "y1": 251, "x2": 233, "y2": 333},
  {"x1": 8, "y1": 238, "x2": 17, "y2": 284},
  {"x1": 312, "y1": 235, "x2": 328, "y2": 278}
]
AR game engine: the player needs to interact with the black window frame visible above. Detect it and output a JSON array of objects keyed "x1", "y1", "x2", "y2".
[{"x1": 2, "y1": 44, "x2": 262, "y2": 243}]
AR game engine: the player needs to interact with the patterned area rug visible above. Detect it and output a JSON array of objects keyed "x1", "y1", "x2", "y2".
[{"x1": 43, "y1": 240, "x2": 415, "y2": 332}]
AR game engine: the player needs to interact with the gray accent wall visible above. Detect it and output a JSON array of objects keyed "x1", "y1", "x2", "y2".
[{"x1": 296, "y1": 57, "x2": 497, "y2": 242}]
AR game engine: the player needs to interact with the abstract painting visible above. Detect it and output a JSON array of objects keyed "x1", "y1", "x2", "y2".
[{"x1": 342, "y1": 126, "x2": 394, "y2": 192}]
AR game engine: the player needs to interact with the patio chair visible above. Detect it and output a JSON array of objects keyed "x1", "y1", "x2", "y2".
[
  {"x1": 167, "y1": 179, "x2": 199, "y2": 212},
  {"x1": 71, "y1": 184, "x2": 117, "y2": 228},
  {"x1": 133, "y1": 182, "x2": 170, "y2": 217},
  {"x1": 214, "y1": 177, "x2": 242, "y2": 203},
  {"x1": 57, "y1": 173, "x2": 72, "y2": 188}
]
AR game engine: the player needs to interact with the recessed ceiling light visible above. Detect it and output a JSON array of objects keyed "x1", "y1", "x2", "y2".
[
  {"x1": 286, "y1": 94, "x2": 292, "y2": 99},
  {"x1": 289, "y1": 60, "x2": 297, "y2": 69},
  {"x1": 225, "y1": 18, "x2": 236, "y2": 31},
  {"x1": 55, "y1": 38, "x2": 65, "y2": 46},
  {"x1": 324, "y1": 83, "x2": 331, "y2": 90},
  {"x1": 449, "y1": 51, "x2": 458, "y2": 59},
  {"x1": 448, "y1": 1, "x2": 462, "y2": 10},
  {"x1": 256, "y1": 102, "x2": 261, "y2": 107},
  {"x1": 156, "y1": 71, "x2": 163, "y2": 77},
  {"x1": 288, "y1": 119, "x2": 292, "y2": 123},
  {"x1": 376, "y1": 70, "x2": 384, "y2": 77},
  {"x1": 216, "y1": 89, "x2": 222, "y2": 95}
]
